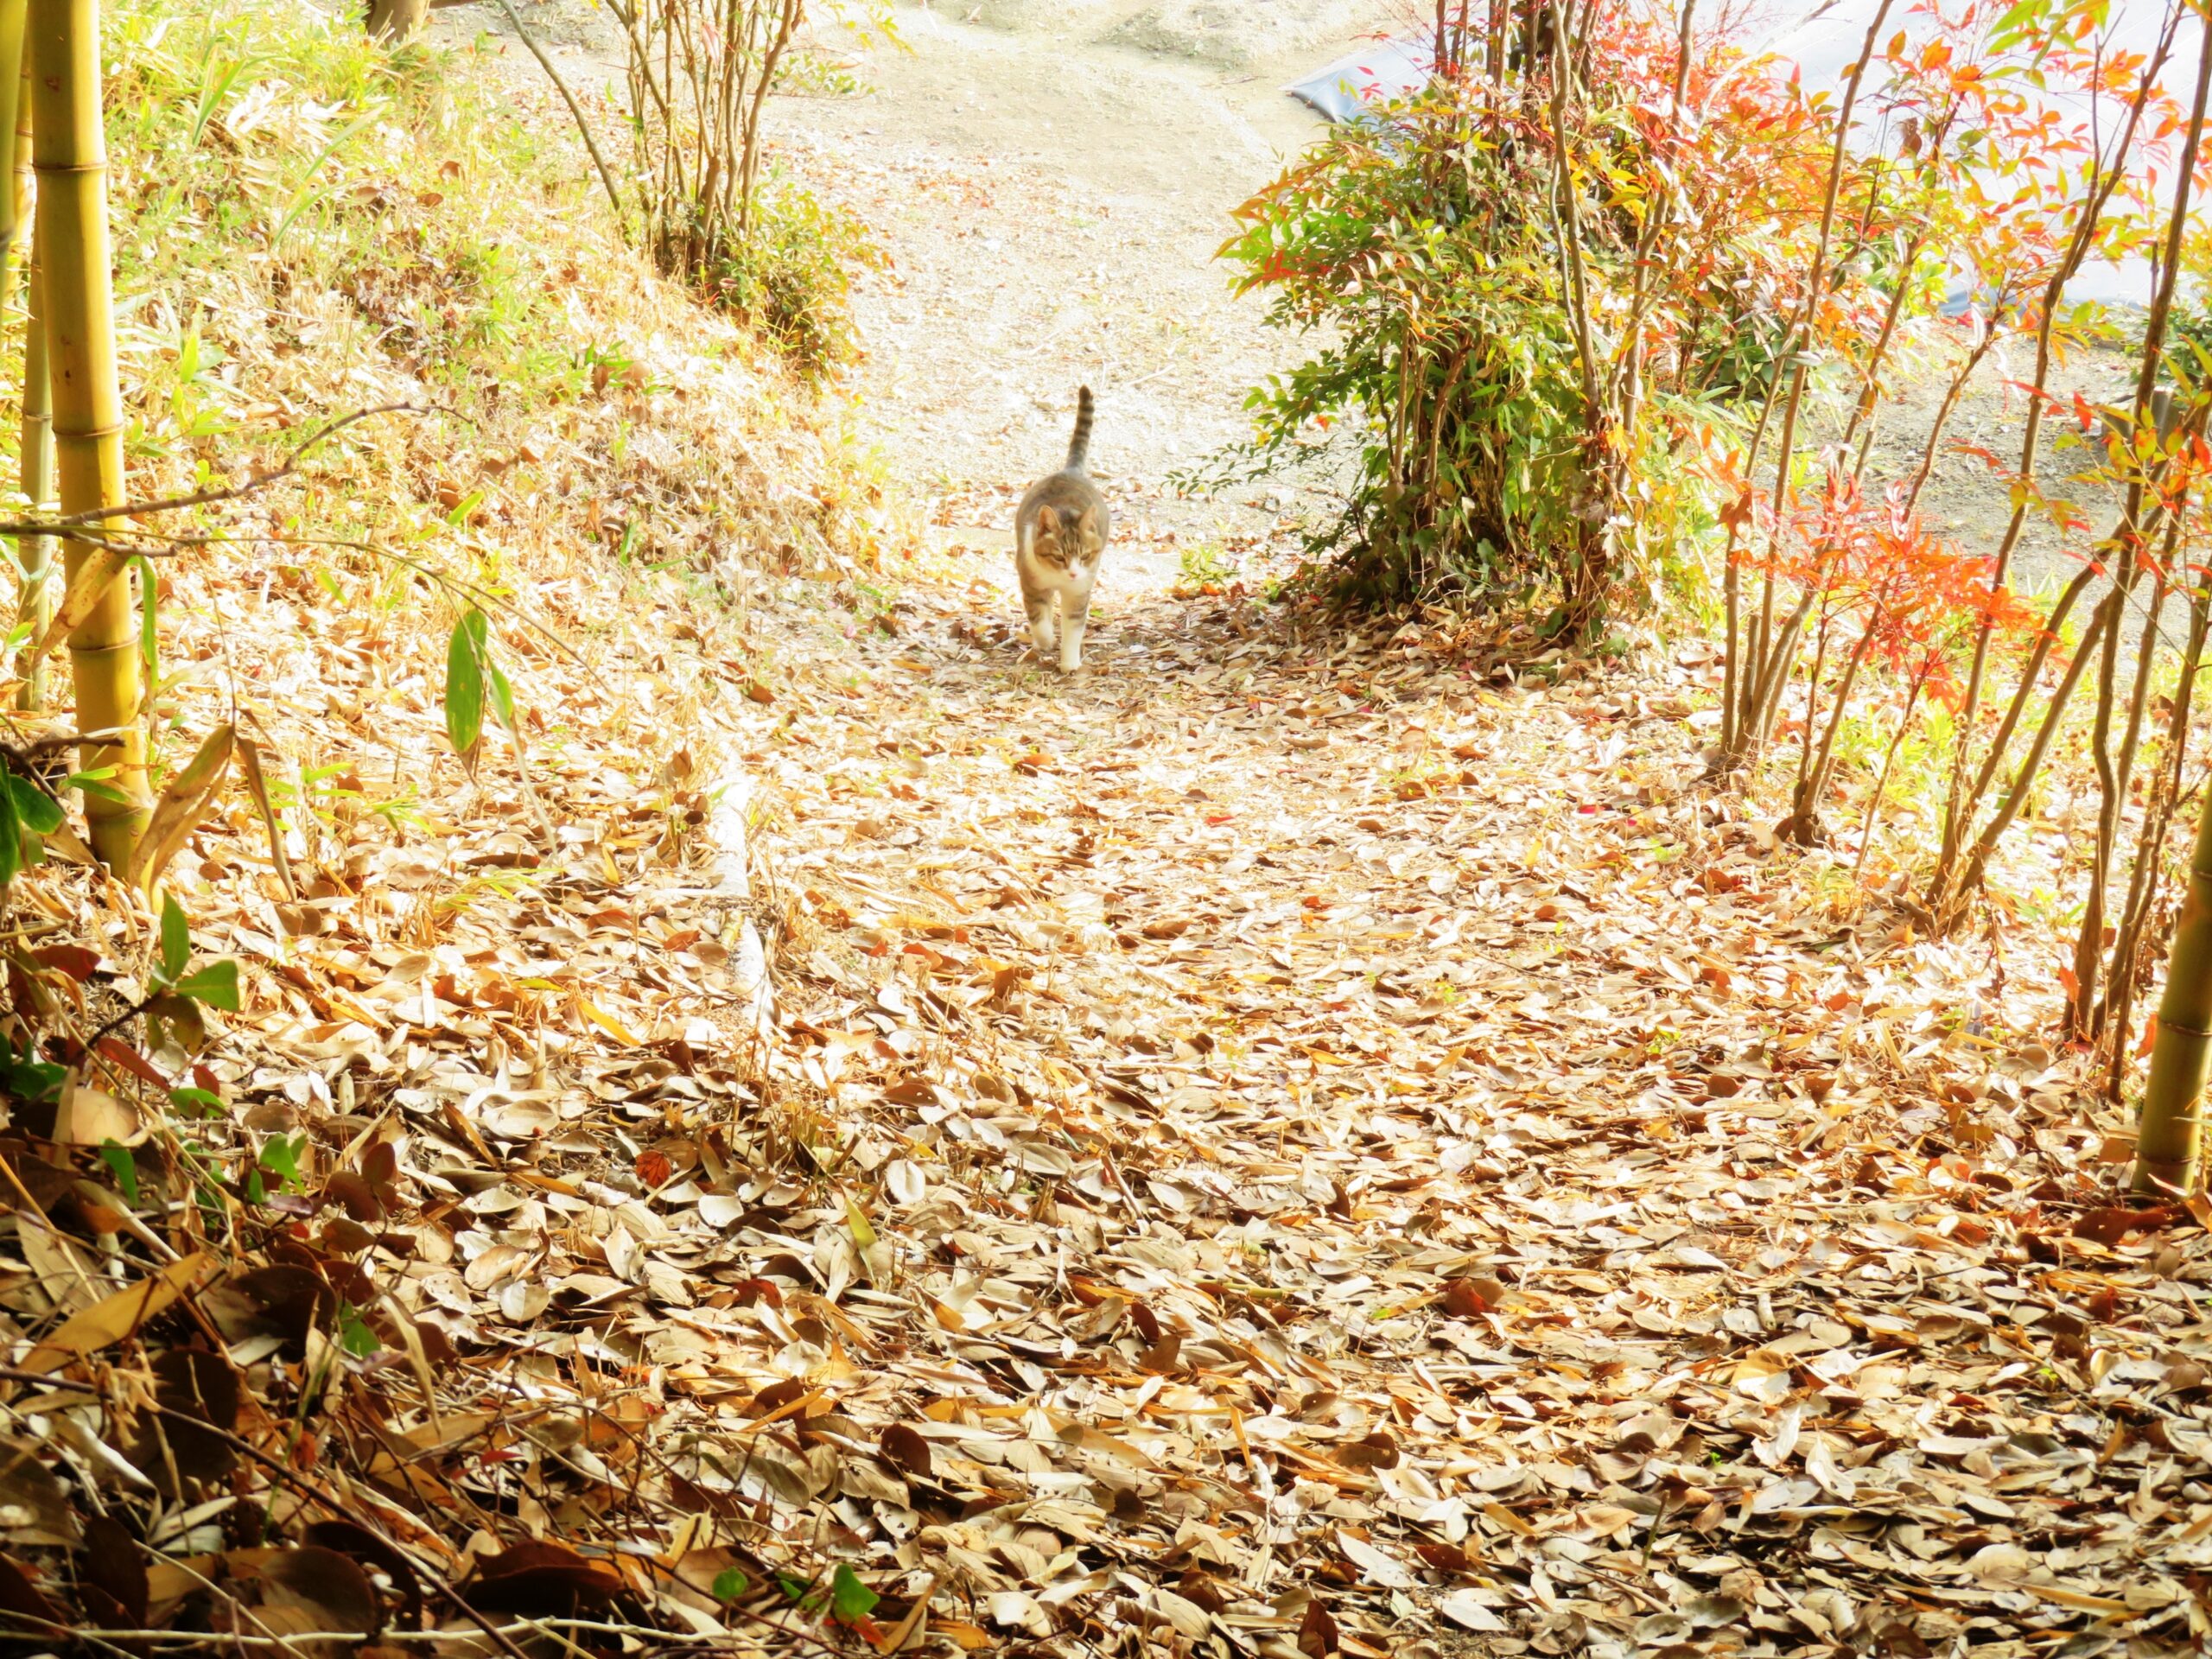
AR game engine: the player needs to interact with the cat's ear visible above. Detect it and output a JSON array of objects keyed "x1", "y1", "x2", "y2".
[
  {"x1": 1077, "y1": 505, "x2": 1100, "y2": 537},
  {"x1": 1034, "y1": 505, "x2": 1059, "y2": 536}
]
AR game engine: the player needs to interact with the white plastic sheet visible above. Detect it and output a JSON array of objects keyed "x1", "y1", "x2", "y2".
[{"x1": 1285, "y1": 35, "x2": 1433, "y2": 123}]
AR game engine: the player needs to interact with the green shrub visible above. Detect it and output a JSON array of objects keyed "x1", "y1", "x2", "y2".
[
  {"x1": 704, "y1": 172, "x2": 879, "y2": 384},
  {"x1": 1208, "y1": 17, "x2": 1841, "y2": 625},
  {"x1": 1214, "y1": 93, "x2": 1590, "y2": 609}
]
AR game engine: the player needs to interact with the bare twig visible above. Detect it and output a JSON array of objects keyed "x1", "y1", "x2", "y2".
[
  {"x1": 0, "y1": 1368, "x2": 537, "y2": 1659},
  {"x1": 0, "y1": 402, "x2": 429, "y2": 534},
  {"x1": 492, "y1": 0, "x2": 629, "y2": 232}
]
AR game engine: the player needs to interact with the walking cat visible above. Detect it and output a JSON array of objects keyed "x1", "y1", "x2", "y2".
[{"x1": 1015, "y1": 387, "x2": 1109, "y2": 672}]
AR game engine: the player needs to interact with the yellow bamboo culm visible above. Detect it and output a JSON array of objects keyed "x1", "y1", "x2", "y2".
[
  {"x1": 18, "y1": 226, "x2": 54, "y2": 713},
  {"x1": 0, "y1": 8, "x2": 49, "y2": 712},
  {"x1": 28, "y1": 0, "x2": 143, "y2": 865},
  {"x1": 10, "y1": 59, "x2": 52, "y2": 713},
  {"x1": 0, "y1": 0, "x2": 27, "y2": 297},
  {"x1": 2135, "y1": 794, "x2": 2212, "y2": 1198}
]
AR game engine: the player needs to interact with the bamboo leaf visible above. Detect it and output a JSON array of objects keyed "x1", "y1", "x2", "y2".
[
  {"x1": 26, "y1": 545, "x2": 128, "y2": 671},
  {"x1": 130, "y1": 721, "x2": 234, "y2": 894},
  {"x1": 5, "y1": 776, "x2": 62, "y2": 837},
  {"x1": 843, "y1": 1195, "x2": 876, "y2": 1250},
  {"x1": 270, "y1": 108, "x2": 384, "y2": 251},
  {"x1": 67, "y1": 771, "x2": 131, "y2": 806},
  {"x1": 158, "y1": 894, "x2": 189, "y2": 986},
  {"x1": 0, "y1": 772, "x2": 61, "y2": 888},
  {"x1": 133, "y1": 554, "x2": 157, "y2": 678},
  {"x1": 234, "y1": 734, "x2": 298, "y2": 899},
  {"x1": 445, "y1": 610, "x2": 489, "y2": 758},
  {"x1": 486, "y1": 652, "x2": 517, "y2": 733},
  {"x1": 0, "y1": 774, "x2": 21, "y2": 887}
]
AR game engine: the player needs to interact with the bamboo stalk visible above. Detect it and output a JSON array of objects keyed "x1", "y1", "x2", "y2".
[
  {"x1": 29, "y1": 0, "x2": 144, "y2": 868},
  {"x1": 2135, "y1": 775, "x2": 2212, "y2": 1195},
  {"x1": 18, "y1": 235, "x2": 52, "y2": 712},
  {"x1": 0, "y1": 29, "x2": 47, "y2": 712},
  {"x1": 0, "y1": 0, "x2": 25, "y2": 291}
]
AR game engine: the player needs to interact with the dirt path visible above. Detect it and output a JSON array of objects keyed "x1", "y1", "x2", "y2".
[
  {"x1": 767, "y1": 3, "x2": 1383, "y2": 594},
  {"x1": 436, "y1": 7, "x2": 2211, "y2": 1649},
  {"x1": 452, "y1": 0, "x2": 1376, "y2": 594},
  {"x1": 734, "y1": 22, "x2": 2208, "y2": 1654},
  {"x1": 737, "y1": 549, "x2": 2201, "y2": 1655}
]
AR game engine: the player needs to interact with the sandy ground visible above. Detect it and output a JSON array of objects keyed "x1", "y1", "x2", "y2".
[
  {"x1": 446, "y1": 0, "x2": 1402, "y2": 601},
  {"x1": 766, "y1": 2, "x2": 1399, "y2": 594}
]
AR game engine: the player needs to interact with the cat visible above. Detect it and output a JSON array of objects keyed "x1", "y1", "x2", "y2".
[{"x1": 1014, "y1": 386, "x2": 1110, "y2": 673}]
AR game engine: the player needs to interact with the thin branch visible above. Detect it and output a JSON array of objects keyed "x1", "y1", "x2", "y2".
[
  {"x1": 0, "y1": 402, "x2": 431, "y2": 533},
  {"x1": 0, "y1": 1369, "x2": 539, "y2": 1659},
  {"x1": 492, "y1": 0, "x2": 629, "y2": 232}
]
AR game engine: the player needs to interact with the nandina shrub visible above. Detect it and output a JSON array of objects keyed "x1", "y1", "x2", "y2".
[
  {"x1": 1215, "y1": 103, "x2": 1588, "y2": 608},
  {"x1": 1211, "y1": 6, "x2": 1840, "y2": 618}
]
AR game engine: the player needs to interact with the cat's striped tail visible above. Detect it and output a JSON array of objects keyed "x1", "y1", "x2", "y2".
[{"x1": 1065, "y1": 385, "x2": 1095, "y2": 473}]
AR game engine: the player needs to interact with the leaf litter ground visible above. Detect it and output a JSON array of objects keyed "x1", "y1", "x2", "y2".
[
  {"x1": 717, "y1": 562, "x2": 2212, "y2": 1659},
  {"x1": 21, "y1": 478, "x2": 2209, "y2": 1659},
  {"x1": 0, "y1": 15, "x2": 2208, "y2": 1659}
]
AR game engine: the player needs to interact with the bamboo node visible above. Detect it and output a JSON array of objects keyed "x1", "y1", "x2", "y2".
[{"x1": 67, "y1": 639, "x2": 138, "y2": 669}]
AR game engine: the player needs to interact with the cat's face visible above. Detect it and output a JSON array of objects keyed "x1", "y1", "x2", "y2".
[{"x1": 1033, "y1": 505, "x2": 1102, "y2": 578}]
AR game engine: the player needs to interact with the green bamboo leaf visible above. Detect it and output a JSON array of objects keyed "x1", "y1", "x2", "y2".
[
  {"x1": 158, "y1": 894, "x2": 190, "y2": 984},
  {"x1": 445, "y1": 610, "x2": 487, "y2": 757},
  {"x1": 270, "y1": 107, "x2": 383, "y2": 251},
  {"x1": 5, "y1": 775, "x2": 61, "y2": 836},
  {"x1": 486, "y1": 654, "x2": 516, "y2": 733},
  {"x1": 133, "y1": 555, "x2": 157, "y2": 678},
  {"x1": 97, "y1": 1141, "x2": 137, "y2": 1204},
  {"x1": 0, "y1": 776, "x2": 21, "y2": 887},
  {"x1": 828, "y1": 1564, "x2": 878, "y2": 1625}
]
